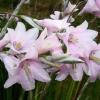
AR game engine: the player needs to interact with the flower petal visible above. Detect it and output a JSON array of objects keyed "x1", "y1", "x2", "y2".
[
  {"x1": 30, "y1": 62, "x2": 51, "y2": 82},
  {"x1": 0, "y1": 54, "x2": 19, "y2": 75},
  {"x1": 26, "y1": 28, "x2": 39, "y2": 40},
  {"x1": 15, "y1": 22, "x2": 26, "y2": 33},
  {"x1": 0, "y1": 34, "x2": 9, "y2": 49},
  {"x1": 18, "y1": 69, "x2": 35, "y2": 91},
  {"x1": 4, "y1": 75, "x2": 19, "y2": 88},
  {"x1": 70, "y1": 64, "x2": 83, "y2": 81},
  {"x1": 56, "y1": 65, "x2": 70, "y2": 81}
]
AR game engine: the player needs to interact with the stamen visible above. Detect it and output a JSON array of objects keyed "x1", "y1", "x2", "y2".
[
  {"x1": 90, "y1": 55, "x2": 100, "y2": 64},
  {"x1": 68, "y1": 34, "x2": 78, "y2": 43},
  {"x1": 23, "y1": 64, "x2": 33, "y2": 82}
]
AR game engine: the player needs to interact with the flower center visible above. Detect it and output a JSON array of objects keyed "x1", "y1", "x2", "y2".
[
  {"x1": 13, "y1": 42, "x2": 22, "y2": 50},
  {"x1": 68, "y1": 34, "x2": 78, "y2": 44}
]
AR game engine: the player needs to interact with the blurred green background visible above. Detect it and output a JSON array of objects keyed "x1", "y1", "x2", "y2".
[{"x1": 0, "y1": 0, "x2": 100, "y2": 100}]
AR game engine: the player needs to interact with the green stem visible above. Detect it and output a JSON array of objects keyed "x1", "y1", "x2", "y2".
[
  {"x1": 66, "y1": 80, "x2": 76, "y2": 100},
  {"x1": 19, "y1": 90, "x2": 25, "y2": 100},
  {"x1": 0, "y1": 0, "x2": 26, "y2": 38},
  {"x1": 77, "y1": 79, "x2": 89, "y2": 100},
  {"x1": 73, "y1": 81, "x2": 82, "y2": 100},
  {"x1": 28, "y1": 91, "x2": 33, "y2": 100},
  {"x1": 55, "y1": 83, "x2": 63, "y2": 100},
  {"x1": 35, "y1": 86, "x2": 38, "y2": 100}
]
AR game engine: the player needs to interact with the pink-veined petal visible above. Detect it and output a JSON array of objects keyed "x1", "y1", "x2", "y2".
[
  {"x1": 70, "y1": 64, "x2": 83, "y2": 81},
  {"x1": 18, "y1": 69, "x2": 35, "y2": 91},
  {"x1": 56, "y1": 65, "x2": 70, "y2": 81},
  {"x1": 30, "y1": 62, "x2": 51, "y2": 82}
]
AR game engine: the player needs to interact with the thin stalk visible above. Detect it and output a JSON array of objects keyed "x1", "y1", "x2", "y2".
[
  {"x1": 61, "y1": 0, "x2": 69, "y2": 17},
  {"x1": 73, "y1": 81, "x2": 82, "y2": 100},
  {"x1": 19, "y1": 90, "x2": 25, "y2": 100},
  {"x1": 54, "y1": 82, "x2": 62, "y2": 100},
  {"x1": 28, "y1": 91, "x2": 33, "y2": 100},
  {"x1": 66, "y1": 79, "x2": 76, "y2": 100},
  {"x1": 35, "y1": 85, "x2": 39, "y2": 100},
  {"x1": 0, "y1": 0, "x2": 26, "y2": 38},
  {"x1": 77, "y1": 79, "x2": 89, "y2": 100},
  {"x1": 39, "y1": 83, "x2": 51, "y2": 100}
]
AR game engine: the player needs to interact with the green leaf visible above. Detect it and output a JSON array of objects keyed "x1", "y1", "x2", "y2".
[
  {"x1": 20, "y1": 15, "x2": 42, "y2": 30},
  {"x1": 56, "y1": 55, "x2": 84, "y2": 64},
  {"x1": 45, "y1": 54, "x2": 68, "y2": 61},
  {"x1": 45, "y1": 54, "x2": 84, "y2": 64}
]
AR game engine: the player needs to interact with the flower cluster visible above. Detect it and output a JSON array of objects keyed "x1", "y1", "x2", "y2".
[{"x1": 0, "y1": 1, "x2": 100, "y2": 91}]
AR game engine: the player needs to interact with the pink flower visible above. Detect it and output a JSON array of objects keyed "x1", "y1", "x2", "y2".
[
  {"x1": 64, "y1": 1, "x2": 78, "y2": 14},
  {"x1": 96, "y1": 0, "x2": 100, "y2": 9},
  {"x1": 35, "y1": 28, "x2": 62, "y2": 55},
  {"x1": 56, "y1": 63, "x2": 85, "y2": 81},
  {"x1": 62, "y1": 43, "x2": 100, "y2": 82},
  {"x1": 55, "y1": 65, "x2": 71, "y2": 81},
  {"x1": 80, "y1": 0, "x2": 100, "y2": 17},
  {"x1": 34, "y1": 19, "x2": 70, "y2": 32},
  {"x1": 0, "y1": 34, "x2": 9, "y2": 50},
  {"x1": 0, "y1": 22, "x2": 39, "y2": 60},
  {"x1": 50, "y1": 11, "x2": 60, "y2": 20},
  {"x1": 58, "y1": 21, "x2": 98, "y2": 57},
  {"x1": 1, "y1": 54, "x2": 50, "y2": 91},
  {"x1": 85, "y1": 44, "x2": 100, "y2": 81},
  {"x1": 56, "y1": 21, "x2": 98, "y2": 81}
]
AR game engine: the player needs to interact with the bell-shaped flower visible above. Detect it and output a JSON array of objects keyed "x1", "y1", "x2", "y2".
[
  {"x1": 58, "y1": 21, "x2": 98, "y2": 57},
  {"x1": 80, "y1": 0, "x2": 100, "y2": 17},
  {"x1": 55, "y1": 63, "x2": 85, "y2": 81},
  {"x1": 1, "y1": 53, "x2": 51, "y2": 91},
  {"x1": 0, "y1": 22, "x2": 39, "y2": 59},
  {"x1": 64, "y1": 1, "x2": 78, "y2": 14},
  {"x1": 35, "y1": 28, "x2": 63, "y2": 55},
  {"x1": 68, "y1": 43, "x2": 100, "y2": 82},
  {"x1": 34, "y1": 18, "x2": 70, "y2": 32},
  {"x1": 86, "y1": 44, "x2": 100, "y2": 81}
]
